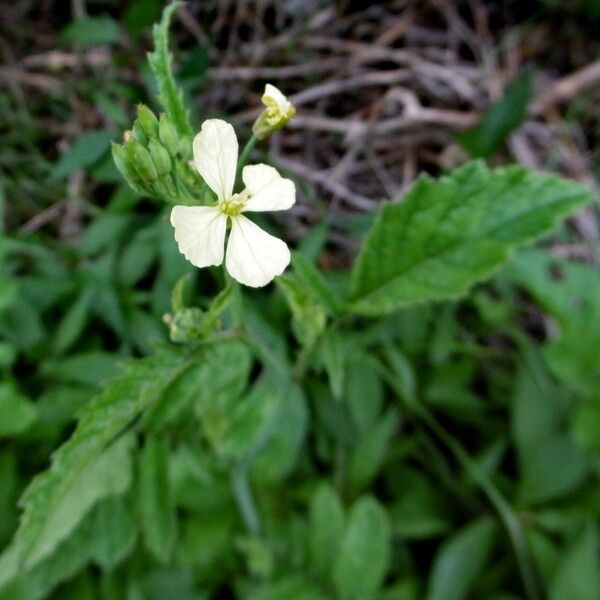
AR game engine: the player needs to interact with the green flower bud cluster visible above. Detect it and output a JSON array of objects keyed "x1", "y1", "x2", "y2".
[
  {"x1": 111, "y1": 104, "x2": 201, "y2": 204},
  {"x1": 164, "y1": 276, "x2": 233, "y2": 344}
]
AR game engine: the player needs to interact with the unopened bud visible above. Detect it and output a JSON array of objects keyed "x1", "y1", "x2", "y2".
[
  {"x1": 158, "y1": 114, "x2": 179, "y2": 157},
  {"x1": 136, "y1": 104, "x2": 159, "y2": 139},
  {"x1": 111, "y1": 142, "x2": 141, "y2": 184},
  {"x1": 148, "y1": 140, "x2": 172, "y2": 176},
  {"x1": 126, "y1": 139, "x2": 158, "y2": 181}
]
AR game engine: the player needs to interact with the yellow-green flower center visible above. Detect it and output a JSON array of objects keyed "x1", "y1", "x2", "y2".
[{"x1": 218, "y1": 191, "x2": 250, "y2": 217}]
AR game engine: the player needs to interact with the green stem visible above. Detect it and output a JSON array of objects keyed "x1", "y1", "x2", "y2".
[
  {"x1": 230, "y1": 464, "x2": 261, "y2": 537},
  {"x1": 236, "y1": 135, "x2": 258, "y2": 181}
]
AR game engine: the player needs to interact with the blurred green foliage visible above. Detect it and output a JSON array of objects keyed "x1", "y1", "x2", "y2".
[{"x1": 0, "y1": 2, "x2": 599, "y2": 600}]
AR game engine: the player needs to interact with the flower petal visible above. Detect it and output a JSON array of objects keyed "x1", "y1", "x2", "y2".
[
  {"x1": 170, "y1": 205, "x2": 227, "y2": 268},
  {"x1": 263, "y1": 83, "x2": 289, "y2": 111},
  {"x1": 192, "y1": 119, "x2": 238, "y2": 200},
  {"x1": 225, "y1": 215, "x2": 290, "y2": 287},
  {"x1": 241, "y1": 164, "x2": 295, "y2": 212}
]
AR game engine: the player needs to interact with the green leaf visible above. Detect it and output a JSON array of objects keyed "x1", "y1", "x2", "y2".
[
  {"x1": 333, "y1": 497, "x2": 391, "y2": 600},
  {"x1": 13, "y1": 346, "x2": 189, "y2": 569},
  {"x1": 345, "y1": 353, "x2": 385, "y2": 435},
  {"x1": 291, "y1": 252, "x2": 345, "y2": 315},
  {"x1": 248, "y1": 576, "x2": 328, "y2": 600},
  {"x1": 86, "y1": 495, "x2": 137, "y2": 570},
  {"x1": 147, "y1": 2, "x2": 193, "y2": 137},
  {"x1": 51, "y1": 130, "x2": 115, "y2": 180},
  {"x1": 53, "y1": 288, "x2": 95, "y2": 355},
  {"x1": 426, "y1": 517, "x2": 496, "y2": 600},
  {"x1": 139, "y1": 436, "x2": 177, "y2": 563},
  {"x1": 252, "y1": 383, "x2": 308, "y2": 482},
  {"x1": 321, "y1": 331, "x2": 346, "y2": 400},
  {"x1": 347, "y1": 409, "x2": 398, "y2": 494},
  {"x1": 0, "y1": 383, "x2": 37, "y2": 438},
  {"x1": 509, "y1": 249, "x2": 600, "y2": 385},
  {"x1": 550, "y1": 523, "x2": 600, "y2": 600},
  {"x1": 16, "y1": 434, "x2": 133, "y2": 572},
  {"x1": 390, "y1": 469, "x2": 450, "y2": 540},
  {"x1": 60, "y1": 17, "x2": 122, "y2": 47},
  {"x1": 309, "y1": 483, "x2": 345, "y2": 581},
  {"x1": 219, "y1": 374, "x2": 282, "y2": 461},
  {"x1": 350, "y1": 162, "x2": 593, "y2": 316},
  {"x1": 43, "y1": 351, "x2": 122, "y2": 386},
  {"x1": 511, "y1": 360, "x2": 588, "y2": 503},
  {"x1": 458, "y1": 71, "x2": 533, "y2": 158}
]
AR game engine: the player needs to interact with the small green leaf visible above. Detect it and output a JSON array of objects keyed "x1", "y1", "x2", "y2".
[
  {"x1": 0, "y1": 384, "x2": 37, "y2": 438},
  {"x1": 347, "y1": 409, "x2": 399, "y2": 494},
  {"x1": 333, "y1": 497, "x2": 391, "y2": 600},
  {"x1": 426, "y1": 517, "x2": 496, "y2": 600},
  {"x1": 309, "y1": 483, "x2": 345, "y2": 581},
  {"x1": 458, "y1": 71, "x2": 533, "y2": 158},
  {"x1": 60, "y1": 17, "x2": 122, "y2": 48},
  {"x1": 51, "y1": 130, "x2": 115, "y2": 180},
  {"x1": 292, "y1": 252, "x2": 345, "y2": 315},
  {"x1": 321, "y1": 331, "x2": 346, "y2": 400},
  {"x1": 139, "y1": 436, "x2": 177, "y2": 563},
  {"x1": 351, "y1": 162, "x2": 593, "y2": 316}
]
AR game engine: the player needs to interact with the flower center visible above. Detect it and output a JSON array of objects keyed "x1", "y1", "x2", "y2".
[
  {"x1": 264, "y1": 100, "x2": 296, "y2": 126},
  {"x1": 218, "y1": 190, "x2": 250, "y2": 217}
]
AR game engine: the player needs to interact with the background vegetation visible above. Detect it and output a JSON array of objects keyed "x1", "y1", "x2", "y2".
[{"x1": 1, "y1": 1, "x2": 600, "y2": 599}]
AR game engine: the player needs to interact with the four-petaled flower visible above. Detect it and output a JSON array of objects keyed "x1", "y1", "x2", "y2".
[{"x1": 170, "y1": 119, "x2": 295, "y2": 287}]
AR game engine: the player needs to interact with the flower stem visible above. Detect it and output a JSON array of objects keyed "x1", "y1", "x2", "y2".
[{"x1": 236, "y1": 135, "x2": 258, "y2": 181}]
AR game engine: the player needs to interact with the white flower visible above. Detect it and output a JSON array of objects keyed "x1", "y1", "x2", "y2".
[
  {"x1": 252, "y1": 84, "x2": 296, "y2": 139},
  {"x1": 170, "y1": 119, "x2": 295, "y2": 287}
]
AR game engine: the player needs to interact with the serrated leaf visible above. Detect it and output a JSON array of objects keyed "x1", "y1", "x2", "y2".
[
  {"x1": 350, "y1": 162, "x2": 593, "y2": 316},
  {"x1": 426, "y1": 517, "x2": 496, "y2": 600},
  {"x1": 147, "y1": 2, "x2": 193, "y2": 137},
  {"x1": 13, "y1": 346, "x2": 190, "y2": 569},
  {"x1": 139, "y1": 435, "x2": 177, "y2": 563},
  {"x1": 333, "y1": 497, "x2": 391, "y2": 600},
  {"x1": 309, "y1": 483, "x2": 345, "y2": 581}
]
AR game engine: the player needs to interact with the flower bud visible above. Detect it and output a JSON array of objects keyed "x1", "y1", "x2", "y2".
[
  {"x1": 148, "y1": 140, "x2": 172, "y2": 176},
  {"x1": 252, "y1": 83, "x2": 296, "y2": 140},
  {"x1": 126, "y1": 139, "x2": 158, "y2": 181},
  {"x1": 111, "y1": 142, "x2": 142, "y2": 184},
  {"x1": 136, "y1": 104, "x2": 159, "y2": 139},
  {"x1": 158, "y1": 114, "x2": 179, "y2": 157},
  {"x1": 131, "y1": 121, "x2": 148, "y2": 145}
]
